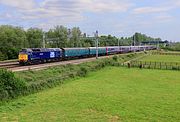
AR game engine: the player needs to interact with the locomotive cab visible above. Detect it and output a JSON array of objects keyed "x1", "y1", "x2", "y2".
[{"x1": 18, "y1": 48, "x2": 32, "y2": 65}]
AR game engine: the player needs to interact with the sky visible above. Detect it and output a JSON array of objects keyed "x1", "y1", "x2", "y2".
[{"x1": 0, "y1": 0, "x2": 180, "y2": 41}]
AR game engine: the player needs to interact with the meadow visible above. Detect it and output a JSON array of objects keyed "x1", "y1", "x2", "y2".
[
  {"x1": 0, "y1": 67, "x2": 179, "y2": 122},
  {"x1": 139, "y1": 54, "x2": 180, "y2": 62}
]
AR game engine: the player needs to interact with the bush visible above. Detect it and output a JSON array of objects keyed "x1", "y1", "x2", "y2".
[
  {"x1": 77, "y1": 67, "x2": 88, "y2": 77},
  {"x1": 0, "y1": 51, "x2": 8, "y2": 61},
  {"x1": 112, "y1": 55, "x2": 118, "y2": 61},
  {"x1": 172, "y1": 67, "x2": 178, "y2": 70},
  {"x1": 0, "y1": 47, "x2": 19, "y2": 61},
  {"x1": 0, "y1": 69, "x2": 26, "y2": 100}
]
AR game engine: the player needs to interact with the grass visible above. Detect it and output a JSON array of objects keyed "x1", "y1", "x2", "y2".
[
  {"x1": 140, "y1": 54, "x2": 180, "y2": 62},
  {"x1": 0, "y1": 67, "x2": 180, "y2": 122}
]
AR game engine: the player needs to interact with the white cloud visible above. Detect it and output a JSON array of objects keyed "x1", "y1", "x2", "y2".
[
  {"x1": 86, "y1": 0, "x2": 132, "y2": 12},
  {"x1": 133, "y1": 7, "x2": 171, "y2": 14},
  {"x1": 0, "y1": 0, "x2": 133, "y2": 29},
  {"x1": 132, "y1": 0, "x2": 180, "y2": 15},
  {"x1": 170, "y1": 0, "x2": 180, "y2": 7},
  {"x1": 42, "y1": 0, "x2": 132, "y2": 13},
  {"x1": 155, "y1": 15, "x2": 173, "y2": 21},
  {"x1": 0, "y1": 0, "x2": 36, "y2": 9}
]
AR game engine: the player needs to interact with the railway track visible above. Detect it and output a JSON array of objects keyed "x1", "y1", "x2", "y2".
[
  {"x1": 9, "y1": 55, "x2": 113, "y2": 72},
  {"x1": 0, "y1": 60, "x2": 19, "y2": 69},
  {"x1": 0, "y1": 59, "x2": 18, "y2": 64},
  {"x1": 1, "y1": 56, "x2": 113, "y2": 72}
]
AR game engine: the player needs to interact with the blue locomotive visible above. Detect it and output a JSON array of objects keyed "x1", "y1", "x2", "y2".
[
  {"x1": 18, "y1": 46, "x2": 155, "y2": 65},
  {"x1": 19, "y1": 48, "x2": 62, "y2": 65}
]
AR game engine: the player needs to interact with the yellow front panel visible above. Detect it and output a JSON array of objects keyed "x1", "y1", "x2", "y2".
[{"x1": 19, "y1": 54, "x2": 28, "y2": 61}]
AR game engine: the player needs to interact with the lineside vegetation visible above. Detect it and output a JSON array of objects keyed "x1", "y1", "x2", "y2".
[{"x1": 0, "y1": 52, "x2": 145, "y2": 100}]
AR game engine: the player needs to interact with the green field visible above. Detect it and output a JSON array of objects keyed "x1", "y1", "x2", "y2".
[
  {"x1": 140, "y1": 54, "x2": 180, "y2": 62},
  {"x1": 0, "y1": 67, "x2": 179, "y2": 122}
]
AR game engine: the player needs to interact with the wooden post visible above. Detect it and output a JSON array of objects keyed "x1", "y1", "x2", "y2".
[
  {"x1": 176, "y1": 63, "x2": 178, "y2": 69},
  {"x1": 160, "y1": 62, "x2": 161, "y2": 69}
]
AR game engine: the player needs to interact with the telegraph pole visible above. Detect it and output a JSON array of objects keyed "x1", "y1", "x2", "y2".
[
  {"x1": 118, "y1": 38, "x2": 120, "y2": 52},
  {"x1": 133, "y1": 34, "x2": 136, "y2": 52},
  {"x1": 95, "y1": 30, "x2": 99, "y2": 59},
  {"x1": 43, "y1": 32, "x2": 46, "y2": 48}
]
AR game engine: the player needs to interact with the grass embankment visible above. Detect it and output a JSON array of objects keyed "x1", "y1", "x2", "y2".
[
  {"x1": 0, "y1": 67, "x2": 179, "y2": 122},
  {"x1": 0, "y1": 52, "x2": 145, "y2": 100},
  {"x1": 139, "y1": 54, "x2": 180, "y2": 62}
]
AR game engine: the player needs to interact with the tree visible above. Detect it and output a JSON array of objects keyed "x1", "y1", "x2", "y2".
[
  {"x1": 0, "y1": 25, "x2": 27, "y2": 60},
  {"x1": 54, "y1": 25, "x2": 68, "y2": 48},
  {"x1": 26, "y1": 28, "x2": 43, "y2": 48},
  {"x1": 46, "y1": 26, "x2": 68, "y2": 48},
  {"x1": 70, "y1": 27, "x2": 81, "y2": 47},
  {"x1": 0, "y1": 25, "x2": 27, "y2": 49},
  {"x1": 132, "y1": 32, "x2": 162, "y2": 45}
]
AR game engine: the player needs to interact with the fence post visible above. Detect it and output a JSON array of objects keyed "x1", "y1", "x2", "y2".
[
  {"x1": 160, "y1": 62, "x2": 161, "y2": 69},
  {"x1": 176, "y1": 63, "x2": 178, "y2": 69}
]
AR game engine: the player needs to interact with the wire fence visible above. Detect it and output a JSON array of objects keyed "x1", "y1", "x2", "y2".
[
  {"x1": 126, "y1": 61, "x2": 180, "y2": 70},
  {"x1": 152, "y1": 52, "x2": 180, "y2": 56}
]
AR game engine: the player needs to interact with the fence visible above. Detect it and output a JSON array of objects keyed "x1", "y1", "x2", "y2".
[
  {"x1": 152, "y1": 52, "x2": 180, "y2": 56},
  {"x1": 128, "y1": 61, "x2": 180, "y2": 70}
]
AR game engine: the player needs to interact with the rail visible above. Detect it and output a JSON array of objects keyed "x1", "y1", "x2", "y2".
[{"x1": 0, "y1": 60, "x2": 19, "y2": 69}]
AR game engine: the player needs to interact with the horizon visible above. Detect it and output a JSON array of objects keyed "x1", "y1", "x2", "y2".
[{"x1": 0, "y1": 0, "x2": 180, "y2": 42}]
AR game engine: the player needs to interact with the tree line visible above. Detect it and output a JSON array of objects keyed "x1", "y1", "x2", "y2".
[
  {"x1": 0, "y1": 25, "x2": 162, "y2": 60},
  {"x1": 163, "y1": 42, "x2": 180, "y2": 51}
]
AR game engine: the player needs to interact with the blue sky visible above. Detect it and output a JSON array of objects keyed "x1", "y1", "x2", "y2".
[{"x1": 0, "y1": 0, "x2": 180, "y2": 41}]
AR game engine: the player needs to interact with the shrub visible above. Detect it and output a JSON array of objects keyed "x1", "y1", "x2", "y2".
[
  {"x1": 112, "y1": 55, "x2": 118, "y2": 61},
  {"x1": 0, "y1": 69, "x2": 26, "y2": 100},
  {"x1": 77, "y1": 67, "x2": 88, "y2": 77},
  {"x1": 0, "y1": 47, "x2": 19, "y2": 61},
  {"x1": 172, "y1": 67, "x2": 178, "y2": 70},
  {"x1": 0, "y1": 51, "x2": 8, "y2": 61}
]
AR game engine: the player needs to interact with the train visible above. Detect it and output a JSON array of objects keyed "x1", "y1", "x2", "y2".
[{"x1": 18, "y1": 46, "x2": 155, "y2": 65}]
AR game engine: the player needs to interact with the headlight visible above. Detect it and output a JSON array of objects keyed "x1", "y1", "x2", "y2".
[{"x1": 19, "y1": 54, "x2": 28, "y2": 61}]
